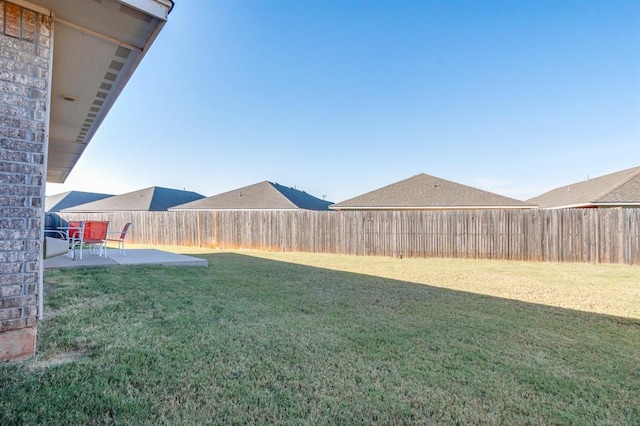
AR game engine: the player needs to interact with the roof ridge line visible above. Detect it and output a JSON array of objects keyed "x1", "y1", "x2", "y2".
[
  {"x1": 591, "y1": 166, "x2": 640, "y2": 202},
  {"x1": 269, "y1": 182, "x2": 299, "y2": 209}
]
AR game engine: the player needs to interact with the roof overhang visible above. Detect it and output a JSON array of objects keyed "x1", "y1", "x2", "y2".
[
  {"x1": 543, "y1": 202, "x2": 640, "y2": 209},
  {"x1": 24, "y1": 0, "x2": 173, "y2": 183},
  {"x1": 168, "y1": 208, "x2": 302, "y2": 212},
  {"x1": 593, "y1": 203, "x2": 640, "y2": 207},
  {"x1": 329, "y1": 205, "x2": 537, "y2": 211}
]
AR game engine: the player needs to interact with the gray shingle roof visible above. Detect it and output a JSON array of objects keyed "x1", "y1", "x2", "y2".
[
  {"x1": 171, "y1": 181, "x2": 332, "y2": 211},
  {"x1": 527, "y1": 166, "x2": 640, "y2": 208},
  {"x1": 61, "y1": 187, "x2": 204, "y2": 212},
  {"x1": 330, "y1": 173, "x2": 534, "y2": 210},
  {"x1": 45, "y1": 191, "x2": 113, "y2": 212}
]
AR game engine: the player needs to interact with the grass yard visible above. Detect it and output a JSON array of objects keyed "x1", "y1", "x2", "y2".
[{"x1": 2, "y1": 251, "x2": 639, "y2": 424}]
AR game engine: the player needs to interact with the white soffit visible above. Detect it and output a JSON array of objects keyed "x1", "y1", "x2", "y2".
[
  {"x1": 121, "y1": 0, "x2": 173, "y2": 20},
  {"x1": 26, "y1": 0, "x2": 173, "y2": 183}
]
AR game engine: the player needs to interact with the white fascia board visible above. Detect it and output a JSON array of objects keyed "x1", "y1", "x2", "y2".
[
  {"x1": 541, "y1": 203, "x2": 638, "y2": 209},
  {"x1": 330, "y1": 206, "x2": 536, "y2": 211},
  {"x1": 591, "y1": 202, "x2": 640, "y2": 207},
  {"x1": 544, "y1": 203, "x2": 594, "y2": 209},
  {"x1": 119, "y1": 0, "x2": 173, "y2": 20}
]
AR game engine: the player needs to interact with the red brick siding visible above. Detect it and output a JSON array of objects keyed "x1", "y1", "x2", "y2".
[{"x1": 0, "y1": 1, "x2": 51, "y2": 362}]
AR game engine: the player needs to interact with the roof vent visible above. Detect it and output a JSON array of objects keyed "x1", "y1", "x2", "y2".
[{"x1": 62, "y1": 94, "x2": 77, "y2": 102}]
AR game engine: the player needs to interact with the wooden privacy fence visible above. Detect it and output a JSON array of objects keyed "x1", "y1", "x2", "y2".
[{"x1": 59, "y1": 208, "x2": 640, "y2": 265}]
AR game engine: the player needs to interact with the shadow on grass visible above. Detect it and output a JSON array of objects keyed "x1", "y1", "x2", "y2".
[{"x1": 2, "y1": 252, "x2": 639, "y2": 425}]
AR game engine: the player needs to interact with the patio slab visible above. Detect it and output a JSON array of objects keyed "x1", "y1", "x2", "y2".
[{"x1": 44, "y1": 248, "x2": 208, "y2": 269}]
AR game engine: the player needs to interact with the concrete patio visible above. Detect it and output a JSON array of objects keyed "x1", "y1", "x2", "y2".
[{"x1": 44, "y1": 248, "x2": 208, "y2": 269}]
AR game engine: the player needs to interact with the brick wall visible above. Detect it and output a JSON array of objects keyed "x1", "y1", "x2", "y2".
[{"x1": 0, "y1": 1, "x2": 51, "y2": 362}]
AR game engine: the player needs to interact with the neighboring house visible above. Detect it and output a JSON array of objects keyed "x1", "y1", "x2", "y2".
[
  {"x1": 62, "y1": 186, "x2": 204, "y2": 212},
  {"x1": 171, "y1": 181, "x2": 333, "y2": 211},
  {"x1": 46, "y1": 191, "x2": 113, "y2": 212},
  {"x1": 0, "y1": 0, "x2": 172, "y2": 362},
  {"x1": 330, "y1": 173, "x2": 535, "y2": 210},
  {"x1": 527, "y1": 166, "x2": 640, "y2": 209},
  {"x1": 45, "y1": 190, "x2": 114, "y2": 230}
]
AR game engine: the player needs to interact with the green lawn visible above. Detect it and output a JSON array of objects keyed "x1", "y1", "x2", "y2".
[{"x1": 2, "y1": 251, "x2": 639, "y2": 424}]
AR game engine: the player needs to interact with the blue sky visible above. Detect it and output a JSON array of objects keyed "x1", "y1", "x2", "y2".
[{"x1": 46, "y1": 0, "x2": 640, "y2": 203}]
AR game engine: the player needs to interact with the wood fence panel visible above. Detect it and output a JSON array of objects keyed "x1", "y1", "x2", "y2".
[{"x1": 57, "y1": 208, "x2": 640, "y2": 265}]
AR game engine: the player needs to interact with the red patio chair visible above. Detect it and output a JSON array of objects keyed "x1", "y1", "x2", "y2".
[
  {"x1": 67, "y1": 221, "x2": 85, "y2": 260},
  {"x1": 67, "y1": 221, "x2": 83, "y2": 240},
  {"x1": 83, "y1": 221, "x2": 110, "y2": 258},
  {"x1": 106, "y1": 222, "x2": 132, "y2": 256}
]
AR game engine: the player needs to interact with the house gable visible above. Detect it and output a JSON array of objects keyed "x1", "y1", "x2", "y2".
[
  {"x1": 331, "y1": 173, "x2": 533, "y2": 210},
  {"x1": 171, "y1": 181, "x2": 332, "y2": 211}
]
